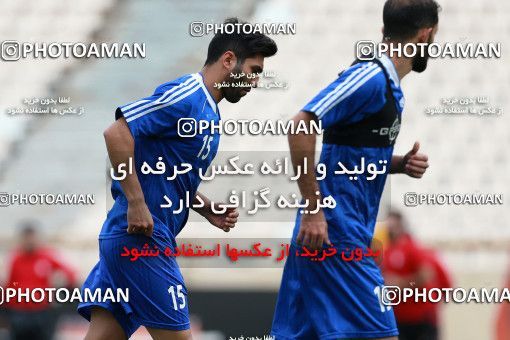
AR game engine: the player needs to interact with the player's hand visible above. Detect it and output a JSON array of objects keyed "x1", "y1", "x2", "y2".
[
  {"x1": 402, "y1": 141, "x2": 429, "y2": 178},
  {"x1": 204, "y1": 207, "x2": 238, "y2": 232},
  {"x1": 297, "y1": 209, "x2": 331, "y2": 250},
  {"x1": 127, "y1": 200, "x2": 154, "y2": 237}
]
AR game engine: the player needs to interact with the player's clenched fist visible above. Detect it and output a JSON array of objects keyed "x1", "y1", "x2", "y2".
[
  {"x1": 297, "y1": 209, "x2": 331, "y2": 250},
  {"x1": 205, "y1": 207, "x2": 239, "y2": 232},
  {"x1": 127, "y1": 199, "x2": 154, "y2": 237}
]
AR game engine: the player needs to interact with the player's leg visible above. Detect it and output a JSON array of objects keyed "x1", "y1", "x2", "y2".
[
  {"x1": 101, "y1": 234, "x2": 192, "y2": 336},
  {"x1": 146, "y1": 327, "x2": 192, "y2": 340},
  {"x1": 271, "y1": 243, "x2": 317, "y2": 339},
  {"x1": 84, "y1": 307, "x2": 127, "y2": 340},
  {"x1": 298, "y1": 241, "x2": 399, "y2": 339},
  {"x1": 78, "y1": 258, "x2": 139, "y2": 339}
]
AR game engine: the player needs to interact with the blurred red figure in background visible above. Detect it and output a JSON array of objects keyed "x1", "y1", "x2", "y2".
[
  {"x1": 496, "y1": 259, "x2": 510, "y2": 340},
  {"x1": 4, "y1": 222, "x2": 77, "y2": 340},
  {"x1": 382, "y1": 210, "x2": 452, "y2": 340}
]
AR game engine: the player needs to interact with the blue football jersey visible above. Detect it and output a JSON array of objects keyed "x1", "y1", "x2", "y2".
[
  {"x1": 294, "y1": 54, "x2": 405, "y2": 246},
  {"x1": 272, "y1": 54, "x2": 404, "y2": 340},
  {"x1": 100, "y1": 73, "x2": 220, "y2": 242}
]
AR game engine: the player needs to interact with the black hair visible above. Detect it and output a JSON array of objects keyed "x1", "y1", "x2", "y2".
[
  {"x1": 204, "y1": 17, "x2": 277, "y2": 65},
  {"x1": 383, "y1": 0, "x2": 440, "y2": 41}
]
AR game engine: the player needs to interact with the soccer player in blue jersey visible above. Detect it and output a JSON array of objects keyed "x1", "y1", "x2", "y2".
[
  {"x1": 271, "y1": 0, "x2": 439, "y2": 339},
  {"x1": 78, "y1": 18, "x2": 277, "y2": 340}
]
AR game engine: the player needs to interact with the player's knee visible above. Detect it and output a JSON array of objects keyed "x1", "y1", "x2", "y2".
[
  {"x1": 146, "y1": 328, "x2": 192, "y2": 340},
  {"x1": 178, "y1": 331, "x2": 193, "y2": 340},
  {"x1": 84, "y1": 325, "x2": 127, "y2": 340},
  {"x1": 85, "y1": 329, "x2": 126, "y2": 340},
  {"x1": 85, "y1": 307, "x2": 127, "y2": 340}
]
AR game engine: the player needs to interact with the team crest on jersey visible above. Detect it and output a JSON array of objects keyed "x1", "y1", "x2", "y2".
[
  {"x1": 388, "y1": 117, "x2": 400, "y2": 142},
  {"x1": 370, "y1": 116, "x2": 400, "y2": 144}
]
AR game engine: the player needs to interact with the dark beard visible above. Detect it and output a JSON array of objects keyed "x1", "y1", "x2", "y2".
[
  {"x1": 412, "y1": 37, "x2": 433, "y2": 73},
  {"x1": 412, "y1": 53, "x2": 429, "y2": 73},
  {"x1": 223, "y1": 88, "x2": 242, "y2": 103},
  {"x1": 222, "y1": 64, "x2": 246, "y2": 103}
]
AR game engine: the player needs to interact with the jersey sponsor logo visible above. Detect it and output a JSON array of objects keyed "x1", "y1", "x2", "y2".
[{"x1": 371, "y1": 117, "x2": 400, "y2": 143}]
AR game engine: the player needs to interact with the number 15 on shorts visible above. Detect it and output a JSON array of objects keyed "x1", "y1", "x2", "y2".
[{"x1": 168, "y1": 284, "x2": 186, "y2": 310}]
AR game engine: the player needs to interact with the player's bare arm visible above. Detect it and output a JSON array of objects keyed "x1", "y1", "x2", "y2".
[
  {"x1": 289, "y1": 111, "x2": 331, "y2": 250},
  {"x1": 192, "y1": 191, "x2": 239, "y2": 232},
  {"x1": 390, "y1": 141, "x2": 429, "y2": 178},
  {"x1": 104, "y1": 116, "x2": 154, "y2": 237}
]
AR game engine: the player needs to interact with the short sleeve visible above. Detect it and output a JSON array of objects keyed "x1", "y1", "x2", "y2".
[
  {"x1": 302, "y1": 62, "x2": 387, "y2": 129},
  {"x1": 116, "y1": 75, "x2": 199, "y2": 138}
]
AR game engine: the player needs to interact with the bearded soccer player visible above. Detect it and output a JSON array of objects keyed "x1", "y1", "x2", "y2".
[
  {"x1": 271, "y1": 0, "x2": 439, "y2": 339},
  {"x1": 78, "y1": 18, "x2": 277, "y2": 340}
]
